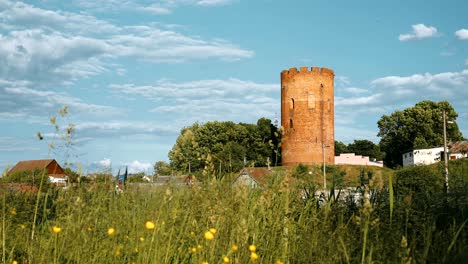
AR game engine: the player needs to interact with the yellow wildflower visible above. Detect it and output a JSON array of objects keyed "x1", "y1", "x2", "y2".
[
  {"x1": 250, "y1": 252, "x2": 259, "y2": 261},
  {"x1": 197, "y1": 244, "x2": 202, "y2": 249},
  {"x1": 249, "y1": 245, "x2": 256, "y2": 252},
  {"x1": 275, "y1": 260, "x2": 284, "y2": 264},
  {"x1": 108, "y1": 228, "x2": 116, "y2": 236},
  {"x1": 87, "y1": 227, "x2": 92, "y2": 232},
  {"x1": 201, "y1": 261, "x2": 208, "y2": 264},
  {"x1": 140, "y1": 237, "x2": 145, "y2": 242},
  {"x1": 134, "y1": 247, "x2": 139, "y2": 253},
  {"x1": 145, "y1": 221, "x2": 155, "y2": 230},
  {"x1": 231, "y1": 244, "x2": 238, "y2": 252},
  {"x1": 10, "y1": 208, "x2": 17, "y2": 216},
  {"x1": 204, "y1": 231, "x2": 214, "y2": 240},
  {"x1": 209, "y1": 228, "x2": 217, "y2": 234},
  {"x1": 191, "y1": 247, "x2": 197, "y2": 253},
  {"x1": 223, "y1": 256, "x2": 230, "y2": 263},
  {"x1": 20, "y1": 224, "x2": 26, "y2": 229},
  {"x1": 190, "y1": 231, "x2": 195, "y2": 236},
  {"x1": 52, "y1": 226, "x2": 62, "y2": 234},
  {"x1": 13, "y1": 261, "x2": 18, "y2": 264}
]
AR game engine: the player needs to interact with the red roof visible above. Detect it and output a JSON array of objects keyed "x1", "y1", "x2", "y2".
[{"x1": 8, "y1": 159, "x2": 66, "y2": 177}]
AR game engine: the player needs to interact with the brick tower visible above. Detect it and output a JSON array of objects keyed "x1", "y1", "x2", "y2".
[{"x1": 281, "y1": 66, "x2": 335, "y2": 166}]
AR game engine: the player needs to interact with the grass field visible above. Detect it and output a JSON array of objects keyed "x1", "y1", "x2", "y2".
[{"x1": 1, "y1": 160, "x2": 467, "y2": 263}]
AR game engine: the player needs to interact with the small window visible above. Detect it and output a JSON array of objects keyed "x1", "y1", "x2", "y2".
[
  {"x1": 308, "y1": 92, "x2": 315, "y2": 109},
  {"x1": 290, "y1": 98, "x2": 295, "y2": 110},
  {"x1": 289, "y1": 119, "x2": 293, "y2": 129}
]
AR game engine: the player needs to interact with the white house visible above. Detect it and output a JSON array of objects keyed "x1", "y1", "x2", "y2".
[{"x1": 402, "y1": 147, "x2": 444, "y2": 167}]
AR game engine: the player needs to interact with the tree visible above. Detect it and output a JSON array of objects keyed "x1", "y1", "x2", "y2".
[
  {"x1": 154, "y1": 161, "x2": 172, "y2": 175},
  {"x1": 377, "y1": 100, "x2": 463, "y2": 168},
  {"x1": 347, "y1": 139, "x2": 384, "y2": 161},
  {"x1": 334, "y1": 141, "x2": 348, "y2": 156},
  {"x1": 168, "y1": 118, "x2": 280, "y2": 176}
]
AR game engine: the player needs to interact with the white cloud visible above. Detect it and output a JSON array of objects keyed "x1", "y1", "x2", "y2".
[
  {"x1": 196, "y1": 0, "x2": 233, "y2": 6},
  {"x1": 343, "y1": 87, "x2": 368, "y2": 95},
  {"x1": 0, "y1": 29, "x2": 110, "y2": 84},
  {"x1": 0, "y1": 86, "x2": 120, "y2": 118},
  {"x1": 0, "y1": 1, "x2": 119, "y2": 34},
  {"x1": 74, "y1": 121, "x2": 178, "y2": 138},
  {"x1": 110, "y1": 78, "x2": 278, "y2": 123},
  {"x1": 98, "y1": 158, "x2": 112, "y2": 167},
  {"x1": 0, "y1": 137, "x2": 40, "y2": 152},
  {"x1": 72, "y1": 0, "x2": 235, "y2": 13},
  {"x1": 334, "y1": 70, "x2": 468, "y2": 140},
  {"x1": 0, "y1": 1, "x2": 253, "y2": 85},
  {"x1": 455, "y1": 29, "x2": 468, "y2": 40},
  {"x1": 110, "y1": 79, "x2": 276, "y2": 100},
  {"x1": 123, "y1": 160, "x2": 153, "y2": 174},
  {"x1": 399, "y1": 24, "x2": 438, "y2": 41}
]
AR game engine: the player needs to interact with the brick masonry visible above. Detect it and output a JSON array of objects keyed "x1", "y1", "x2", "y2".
[{"x1": 281, "y1": 66, "x2": 335, "y2": 166}]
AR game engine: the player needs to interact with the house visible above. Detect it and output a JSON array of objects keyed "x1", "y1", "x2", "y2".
[
  {"x1": 8, "y1": 159, "x2": 68, "y2": 186},
  {"x1": 233, "y1": 168, "x2": 271, "y2": 189},
  {"x1": 335, "y1": 153, "x2": 383, "y2": 167},
  {"x1": 402, "y1": 142, "x2": 468, "y2": 167},
  {"x1": 402, "y1": 147, "x2": 444, "y2": 167}
]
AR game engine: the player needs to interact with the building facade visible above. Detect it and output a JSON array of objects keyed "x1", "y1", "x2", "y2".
[
  {"x1": 402, "y1": 147, "x2": 444, "y2": 167},
  {"x1": 281, "y1": 66, "x2": 335, "y2": 166},
  {"x1": 335, "y1": 153, "x2": 383, "y2": 167}
]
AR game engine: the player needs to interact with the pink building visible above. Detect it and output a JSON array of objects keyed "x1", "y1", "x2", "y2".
[{"x1": 335, "y1": 153, "x2": 383, "y2": 167}]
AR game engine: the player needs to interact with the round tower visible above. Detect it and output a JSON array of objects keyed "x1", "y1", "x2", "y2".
[{"x1": 281, "y1": 66, "x2": 335, "y2": 166}]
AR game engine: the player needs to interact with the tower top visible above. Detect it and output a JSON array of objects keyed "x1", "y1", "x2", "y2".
[{"x1": 281, "y1": 66, "x2": 334, "y2": 79}]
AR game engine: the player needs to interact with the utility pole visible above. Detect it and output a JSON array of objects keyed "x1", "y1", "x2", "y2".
[
  {"x1": 322, "y1": 143, "x2": 326, "y2": 190},
  {"x1": 443, "y1": 110, "x2": 449, "y2": 193}
]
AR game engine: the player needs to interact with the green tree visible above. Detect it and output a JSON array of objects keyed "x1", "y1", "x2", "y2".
[
  {"x1": 334, "y1": 141, "x2": 348, "y2": 156},
  {"x1": 168, "y1": 118, "x2": 280, "y2": 176},
  {"x1": 377, "y1": 100, "x2": 463, "y2": 168},
  {"x1": 153, "y1": 161, "x2": 172, "y2": 175},
  {"x1": 63, "y1": 167, "x2": 80, "y2": 183},
  {"x1": 127, "y1": 172, "x2": 146, "y2": 183},
  {"x1": 347, "y1": 139, "x2": 384, "y2": 161}
]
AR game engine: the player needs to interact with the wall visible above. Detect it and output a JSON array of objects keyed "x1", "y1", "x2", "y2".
[
  {"x1": 402, "y1": 147, "x2": 444, "y2": 166},
  {"x1": 335, "y1": 153, "x2": 383, "y2": 167}
]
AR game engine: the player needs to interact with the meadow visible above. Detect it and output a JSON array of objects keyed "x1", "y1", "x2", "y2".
[{"x1": 1, "y1": 160, "x2": 467, "y2": 264}]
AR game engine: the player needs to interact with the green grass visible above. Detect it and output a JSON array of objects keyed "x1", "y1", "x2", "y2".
[{"x1": 0, "y1": 160, "x2": 467, "y2": 263}]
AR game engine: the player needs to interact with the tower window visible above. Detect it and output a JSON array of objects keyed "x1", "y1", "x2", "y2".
[
  {"x1": 289, "y1": 119, "x2": 293, "y2": 129},
  {"x1": 290, "y1": 98, "x2": 295, "y2": 110},
  {"x1": 308, "y1": 92, "x2": 315, "y2": 109}
]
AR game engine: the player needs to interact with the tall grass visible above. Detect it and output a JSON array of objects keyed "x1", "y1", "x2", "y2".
[{"x1": 0, "y1": 161, "x2": 467, "y2": 263}]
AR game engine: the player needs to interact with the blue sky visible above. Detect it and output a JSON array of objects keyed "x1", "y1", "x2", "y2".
[{"x1": 1, "y1": 0, "x2": 467, "y2": 174}]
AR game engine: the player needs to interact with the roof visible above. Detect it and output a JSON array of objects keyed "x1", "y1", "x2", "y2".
[
  {"x1": 8, "y1": 159, "x2": 65, "y2": 176},
  {"x1": 233, "y1": 167, "x2": 272, "y2": 187},
  {"x1": 450, "y1": 141, "x2": 468, "y2": 153}
]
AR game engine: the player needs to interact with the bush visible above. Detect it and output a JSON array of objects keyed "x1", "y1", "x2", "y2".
[{"x1": 395, "y1": 165, "x2": 444, "y2": 198}]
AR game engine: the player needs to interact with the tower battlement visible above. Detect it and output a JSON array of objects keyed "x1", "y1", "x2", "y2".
[{"x1": 281, "y1": 66, "x2": 334, "y2": 79}]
